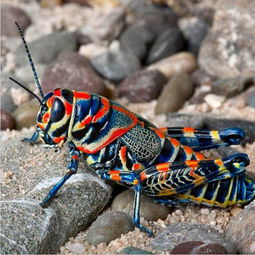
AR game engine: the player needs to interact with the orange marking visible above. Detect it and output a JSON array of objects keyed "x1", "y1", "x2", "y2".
[
  {"x1": 47, "y1": 97, "x2": 54, "y2": 108},
  {"x1": 183, "y1": 146, "x2": 193, "y2": 155},
  {"x1": 215, "y1": 159, "x2": 224, "y2": 166},
  {"x1": 186, "y1": 160, "x2": 199, "y2": 168},
  {"x1": 72, "y1": 155, "x2": 79, "y2": 160},
  {"x1": 111, "y1": 175, "x2": 121, "y2": 181},
  {"x1": 54, "y1": 89, "x2": 61, "y2": 97},
  {"x1": 65, "y1": 102, "x2": 73, "y2": 115},
  {"x1": 37, "y1": 123, "x2": 44, "y2": 130},
  {"x1": 73, "y1": 91, "x2": 91, "y2": 100},
  {"x1": 111, "y1": 105, "x2": 137, "y2": 123},
  {"x1": 183, "y1": 127, "x2": 196, "y2": 133},
  {"x1": 195, "y1": 152, "x2": 205, "y2": 160},
  {"x1": 92, "y1": 97, "x2": 110, "y2": 123},
  {"x1": 159, "y1": 127, "x2": 168, "y2": 135},
  {"x1": 156, "y1": 163, "x2": 170, "y2": 172},
  {"x1": 153, "y1": 128, "x2": 165, "y2": 139},
  {"x1": 53, "y1": 136, "x2": 65, "y2": 143},
  {"x1": 42, "y1": 112, "x2": 50, "y2": 123},
  {"x1": 132, "y1": 163, "x2": 142, "y2": 171},
  {"x1": 140, "y1": 172, "x2": 147, "y2": 181},
  {"x1": 120, "y1": 146, "x2": 127, "y2": 164},
  {"x1": 169, "y1": 138, "x2": 180, "y2": 147}
]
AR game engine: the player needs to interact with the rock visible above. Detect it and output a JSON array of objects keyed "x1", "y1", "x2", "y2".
[
  {"x1": 204, "y1": 94, "x2": 225, "y2": 109},
  {"x1": 0, "y1": 136, "x2": 112, "y2": 253},
  {"x1": 42, "y1": 51, "x2": 106, "y2": 95},
  {"x1": 147, "y1": 52, "x2": 197, "y2": 79},
  {"x1": 156, "y1": 72, "x2": 194, "y2": 114},
  {"x1": 191, "y1": 69, "x2": 215, "y2": 87},
  {"x1": 15, "y1": 31, "x2": 77, "y2": 66},
  {"x1": 171, "y1": 241, "x2": 204, "y2": 254},
  {"x1": 0, "y1": 109, "x2": 15, "y2": 130},
  {"x1": 245, "y1": 87, "x2": 255, "y2": 108},
  {"x1": 179, "y1": 16, "x2": 209, "y2": 56},
  {"x1": 63, "y1": 0, "x2": 90, "y2": 5},
  {"x1": 119, "y1": 246, "x2": 153, "y2": 254},
  {"x1": 1, "y1": 4, "x2": 31, "y2": 37},
  {"x1": 146, "y1": 27, "x2": 186, "y2": 65},
  {"x1": 111, "y1": 189, "x2": 171, "y2": 222},
  {"x1": 86, "y1": 211, "x2": 134, "y2": 245},
  {"x1": 79, "y1": 43, "x2": 108, "y2": 60},
  {"x1": 91, "y1": 49, "x2": 141, "y2": 82},
  {"x1": 118, "y1": 70, "x2": 167, "y2": 102},
  {"x1": 65, "y1": 243, "x2": 85, "y2": 254},
  {"x1": 226, "y1": 201, "x2": 255, "y2": 254},
  {"x1": 12, "y1": 99, "x2": 39, "y2": 129},
  {"x1": 211, "y1": 76, "x2": 254, "y2": 98},
  {"x1": 150, "y1": 222, "x2": 236, "y2": 253},
  {"x1": 15, "y1": 64, "x2": 46, "y2": 85},
  {"x1": 79, "y1": 7, "x2": 125, "y2": 42},
  {"x1": 0, "y1": 92, "x2": 16, "y2": 113},
  {"x1": 199, "y1": 0, "x2": 255, "y2": 78},
  {"x1": 193, "y1": 243, "x2": 227, "y2": 254},
  {"x1": 2, "y1": 36, "x2": 21, "y2": 52}
]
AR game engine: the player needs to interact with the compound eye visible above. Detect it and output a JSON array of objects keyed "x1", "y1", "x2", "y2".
[{"x1": 50, "y1": 98, "x2": 65, "y2": 122}]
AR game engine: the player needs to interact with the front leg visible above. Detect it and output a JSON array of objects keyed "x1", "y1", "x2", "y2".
[
  {"x1": 40, "y1": 141, "x2": 81, "y2": 207},
  {"x1": 21, "y1": 129, "x2": 39, "y2": 144},
  {"x1": 96, "y1": 169, "x2": 154, "y2": 237}
]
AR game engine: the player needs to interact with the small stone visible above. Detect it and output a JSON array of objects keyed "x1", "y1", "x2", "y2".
[
  {"x1": 171, "y1": 241, "x2": 204, "y2": 254},
  {"x1": 230, "y1": 207, "x2": 243, "y2": 217},
  {"x1": 42, "y1": 51, "x2": 106, "y2": 95},
  {"x1": 200, "y1": 208, "x2": 210, "y2": 215},
  {"x1": 111, "y1": 189, "x2": 171, "y2": 221},
  {"x1": 118, "y1": 70, "x2": 167, "y2": 102},
  {"x1": 146, "y1": 27, "x2": 186, "y2": 65},
  {"x1": 65, "y1": 243, "x2": 85, "y2": 254},
  {"x1": 86, "y1": 211, "x2": 134, "y2": 245},
  {"x1": 12, "y1": 99, "x2": 39, "y2": 129},
  {"x1": 211, "y1": 76, "x2": 254, "y2": 98},
  {"x1": 3, "y1": 170, "x2": 14, "y2": 180},
  {"x1": 0, "y1": 109, "x2": 15, "y2": 130},
  {"x1": 147, "y1": 52, "x2": 197, "y2": 79},
  {"x1": 15, "y1": 31, "x2": 78, "y2": 65},
  {"x1": 193, "y1": 243, "x2": 227, "y2": 254},
  {"x1": 91, "y1": 49, "x2": 141, "y2": 82},
  {"x1": 119, "y1": 246, "x2": 153, "y2": 254},
  {"x1": 191, "y1": 69, "x2": 215, "y2": 87},
  {"x1": 79, "y1": 43, "x2": 108, "y2": 60},
  {"x1": 204, "y1": 94, "x2": 225, "y2": 109},
  {"x1": 1, "y1": 4, "x2": 31, "y2": 37},
  {"x1": 156, "y1": 72, "x2": 194, "y2": 114}
]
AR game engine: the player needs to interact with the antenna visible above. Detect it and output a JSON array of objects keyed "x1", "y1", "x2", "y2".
[
  {"x1": 9, "y1": 77, "x2": 43, "y2": 105},
  {"x1": 14, "y1": 21, "x2": 44, "y2": 99}
]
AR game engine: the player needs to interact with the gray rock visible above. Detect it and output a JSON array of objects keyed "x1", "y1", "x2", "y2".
[
  {"x1": 118, "y1": 70, "x2": 167, "y2": 102},
  {"x1": 149, "y1": 222, "x2": 236, "y2": 253},
  {"x1": 15, "y1": 31, "x2": 77, "y2": 66},
  {"x1": 146, "y1": 27, "x2": 186, "y2": 65},
  {"x1": 111, "y1": 189, "x2": 171, "y2": 221},
  {"x1": 1, "y1": 4, "x2": 31, "y2": 37},
  {"x1": 0, "y1": 109, "x2": 14, "y2": 130},
  {"x1": 245, "y1": 87, "x2": 255, "y2": 108},
  {"x1": 156, "y1": 72, "x2": 194, "y2": 114},
  {"x1": 86, "y1": 211, "x2": 134, "y2": 245},
  {"x1": 119, "y1": 246, "x2": 153, "y2": 254},
  {"x1": 0, "y1": 136, "x2": 112, "y2": 253},
  {"x1": 211, "y1": 76, "x2": 254, "y2": 98},
  {"x1": 226, "y1": 201, "x2": 255, "y2": 254},
  {"x1": 179, "y1": 16, "x2": 209, "y2": 56},
  {"x1": 0, "y1": 92, "x2": 16, "y2": 113},
  {"x1": 91, "y1": 49, "x2": 141, "y2": 82},
  {"x1": 199, "y1": 0, "x2": 255, "y2": 78},
  {"x1": 42, "y1": 51, "x2": 106, "y2": 95}
]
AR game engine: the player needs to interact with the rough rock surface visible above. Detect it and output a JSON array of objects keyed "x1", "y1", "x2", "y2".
[
  {"x1": 199, "y1": 0, "x2": 255, "y2": 78},
  {"x1": 0, "y1": 109, "x2": 15, "y2": 130},
  {"x1": 0, "y1": 135, "x2": 112, "y2": 254}
]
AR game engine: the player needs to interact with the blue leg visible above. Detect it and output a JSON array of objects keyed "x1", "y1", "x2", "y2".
[
  {"x1": 40, "y1": 141, "x2": 80, "y2": 207},
  {"x1": 21, "y1": 129, "x2": 39, "y2": 143}
]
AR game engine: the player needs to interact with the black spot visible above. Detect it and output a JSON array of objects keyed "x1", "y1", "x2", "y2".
[
  {"x1": 62, "y1": 89, "x2": 73, "y2": 104},
  {"x1": 51, "y1": 98, "x2": 65, "y2": 122},
  {"x1": 53, "y1": 120, "x2": 70, "y2": 137}
]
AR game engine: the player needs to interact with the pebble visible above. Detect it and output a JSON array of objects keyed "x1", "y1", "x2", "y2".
[
  {"x1": 118, "y1": 70, "x2": 167, "y2": 102},
  {"x1": 199, "y1": 0, "x2": 255, "y2": 78},
  {"x1": 230, "y1": 207, "x2": 243, "y2": 217},
  {"x1": 15, "y1": 31, "x2": 78, "y2": 65},
  {"x1": 150, "y1": 222, "x2": 237, "y2": 253},
  {"x1": 147, "y1": 52, "x2": 197, "y2": 79},
  {"x1": 194, "y1": 243, "x2": 227, "y2": 254},
  {"x1": 204, "y1": 94, "x2": 225, "y2": 109},
  {"x1": 42, "y1": 51, "x2": 106, "y2": 95},
  {"x1": 119, "y1": 246, "x2": 153, "y2": 254},
  {"x1": 200, "y1": 208, "x2": 210, "y2": 215},
  {"x1": 171, "y1": 241, "x2": 204, "y2": 254},
  {"x1": 178, "y1": 16, "x2": 209, "y2": 56},
  {"x1": 12, "y1": 99, "x2": 39, "y2": 129},
  {"x1": 79, "y1": 43, "x2": 108, "y2": 60},
  {"x1": 226, "y1": 201, "x2": 255, "y2": 254},
  {"x1": 146, "y1": 27, "x2": 186, "y2": 65},
  {"x1": 111, "y1": 189, "x2": 171, "y2": 222},
  {"x1": 156, "y1": 72, "x2": 194, "y2": 114},
  {"x1": 91, "y1": 49, "x2": 141, "y2": 82},
  {"x1": 65, "y1": 243, "x2": 85, "y2": 254},
  {"x1": 211, "y1": 76, "x2": 254, "y2": 98},
  {"x1": 0, "y1": 109, "x2": 15, "y2": 130},
  {"x1": 1, "y1": 4, "x2": 31, "y2": 37},
  {"x1": 86, "y1": 211, "x2": 134, "y2": 245},
  {"x1": 191, "y1": 69, "x2": 215, "y2": 87}
]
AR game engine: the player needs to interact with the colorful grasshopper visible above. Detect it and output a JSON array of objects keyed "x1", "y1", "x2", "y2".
[{"x1": 10, "y1": 22, "x2": 255, "y2": 237}]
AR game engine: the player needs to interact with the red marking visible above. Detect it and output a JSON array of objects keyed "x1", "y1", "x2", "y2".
[
  {"x1": 159, "y1": 127, "x2": 168, "y2": 135},
  {"x1": 186, "y1": 160, "x2": 199, "y2": 168},
  {"x1": 78, "y1": 115, "x2": 93, "y2": 128},
  {"x1": 73, "y1": 91, "x2": 91, "y2": 100},
  {"x1": 152, "y1": 128, "x2": 165, "y2": 139},
  {"x1": 120, "y1": 146, "x2": 127, "y2": 164},
  {"x1": 72, "y1": 155, "x2": 79, "y2": 160},
  {"x1": 183, "y1": 127, "x2": 196, "y2": 133},
  {"x1": 140, "y1": 172, "x2": 147, "y2": 181},
  {"x1": 54, "y1": 89, "x2": 61, "y2": 97},
  {"x1": 65, "y1": 101, "x2": 73, "y2": 115},
  {"x1": 132, "y1": 163, "x2": 142, "y2": 171},
  {"x1": 92, "y1": 97, "x2": 110, "y2": 123},
  {"x1": 169, "y1": 138, "x2": 180, "y2": 147},
  {"x1": 156, "y1": 163, "x2": 170, "y2": 172},
  {"x1": 42, "y1": 112, "x2": 49, "y2": 123},
  {"x1": 183, "y1": 146, "x2": 193, "y2": 155},
  {"x1": 53, "y1": 136, "x2": 65, "y2": 143},
  {"x1": 111, "y1": 175, "x2": 121, "y2": 181}
]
